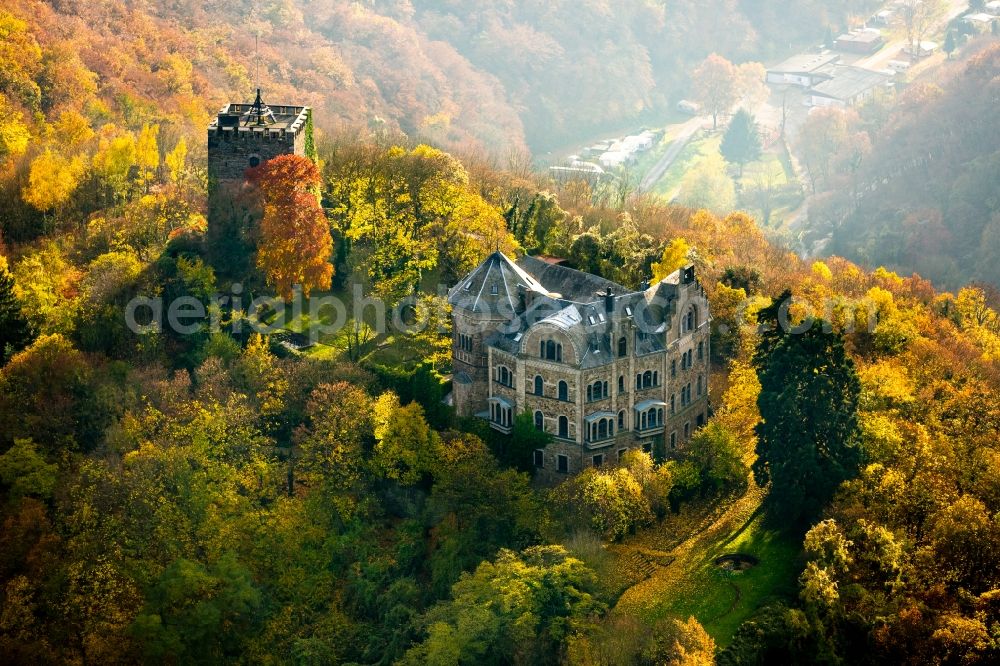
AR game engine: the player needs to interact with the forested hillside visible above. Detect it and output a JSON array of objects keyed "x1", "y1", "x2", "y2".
[
  {"x1": 0, "y1": 0, "x2": 879, "y2": 161},
  {"x1": 5, "y1": 1, "x2": 1000, "y2": 664},
  {"x1": 814, "y1": 43, "x2": 1000, "y2": 289}
]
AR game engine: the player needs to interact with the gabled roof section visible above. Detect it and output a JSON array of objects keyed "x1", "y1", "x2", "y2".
[
  {"x1": 449, "y1": 251, "x2": 548, "y2": 313},
  {"x1": 517, "y1": 255, "x2": 626, "y2": 303}
]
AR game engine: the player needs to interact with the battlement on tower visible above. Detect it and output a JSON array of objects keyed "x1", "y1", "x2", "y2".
[{"x1": 206, "y1": 89, "x2": 311, "y2": 184}]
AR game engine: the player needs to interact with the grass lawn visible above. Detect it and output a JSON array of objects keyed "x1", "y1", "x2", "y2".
[
  {"x1": 647, "y1": 509, "x2": 801, "y2": 643},
  {"x1": 649, "y1": 132, "x2": 722, "y2": 199},
  {"x1": 611, "y1": 483, "x2": 802, "y2": 647}
]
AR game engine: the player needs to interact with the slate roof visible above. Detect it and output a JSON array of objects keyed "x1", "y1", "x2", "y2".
[
  {"x1": 448, "y1": 251, "x2": 548, "y2": 313},
  {"x1": 453, "y1": 252, "x2": 688, "y2": 369},
  {"x1": 516, "y1": 254, "x2": 625, "y2": 303}
]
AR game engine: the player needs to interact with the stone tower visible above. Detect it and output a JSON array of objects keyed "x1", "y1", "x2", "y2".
[
  {"x1": 206, "y1": 89, "x2": 312, "y2": 187},
  {"x1": 448, "y1": 252, "x2": 549, "y2": 418}
]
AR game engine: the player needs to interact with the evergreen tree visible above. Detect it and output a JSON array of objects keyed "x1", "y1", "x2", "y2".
[
  {"x1": 944, "y1": 30, "x2": 956, "y2": 59},
  {"x1": 720, "y1": 108, "x2": 762, "y2": 177},
  {"x1": 0, "y1": 261, "x2": 34, "y2": 363},
  {"x1": 753, "y1": 294, "x2": 862, "y2": 525}
]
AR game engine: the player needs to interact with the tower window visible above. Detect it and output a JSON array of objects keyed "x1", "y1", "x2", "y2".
[
  {"x1": 534, "y1": 375, "x2": 544, "y2": 395},
  {"x1": 558, "y1": 381, "x2": 568, "y2": 401},
  {"x1": 557, "y1": 454, "x2": 569, "y2": 473},
  {"x1": 534, "y1": 411, "x2": 544, "y2": 431},
  {"x1": 558, "y1": 416, "x2": 568, "y2": 438}
]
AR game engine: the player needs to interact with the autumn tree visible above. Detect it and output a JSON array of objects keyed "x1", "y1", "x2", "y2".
[
  {"x1": 0, "y1": 93, "x2": 31, "y2": 160},
  {"x1": 692, "y1": 54, "x2": 739, "y2": 130},
  {"x1": 687, "y1": 422, "x2": 748, "y2": 495},
  {"x1": 651, "y1": 238, "x2": 691, "y2": 283},
  {"x1": 796, "y1": 107, "x2": 867, "y2": 193},
  {"x1": 250, "y1": 154, "x2": 334, "y2": 300},
  {"x1": 678, "y1": 154, "x2": 736, "y2": 212},
  {"x1": 893, "y1": 0, "x2": 948, "y2": 55},
  {"x1": 22, "y1": 149, "x2": 85, "y2": 215},
  {"x1": 402, "y1": 546, "x2": 604, "y2": 664},
  {"x1": 0, "y1": 256, "x2": 34, "y2": 363},
  {"x1": 736, "y1": 62, "x2": 768, "y2": 110},
  {"x1": 293, "y1": 381, "x2": 373, "y2": 506}
]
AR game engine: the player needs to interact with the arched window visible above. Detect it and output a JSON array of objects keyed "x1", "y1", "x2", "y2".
[
  {"x1": 587, "y1": 385, "x2": 593, "y2": 402},
  {"x1": 603, "y1": 381, "x2": 609, "y2": 397},
  {"x1": 534, "y1": 375, "x2": 544, "y2": 395},
  {"x1": 641, "y1": 412, "x2": 647, "y2": 429},
  {"x1": 618, "y1": 410, "x2": 625, "y2": 430},
  {"x1": 618, "y1": 336, "x2": 627, "y2": 357},
  {"x1": 671, "y1": 394, "x2": 676, "y2": 413},
  {"x1": 534, "y1": 411, "x2": 544, "y2": 431},
  {"x1": 642, "y1": 371, "x2": 652, "y2": 389},
  {"x1": 618, "y1": 375, "x2": 625, "y2": 393},
  {"x1": 635, "y1": 374, "x2": 642, "y2": 390},
  {"x1": 545, "y1": 340, "x2": 555, "y2": 359},
  {"x1": 598, "y1": 420, "x2": 607, "y2": 439},
  {"x1": 657, "y1": 408, "x2": 664, "y2": 426},
  {"x1": 558, "y1": 415, "x2": 568, "y2": 438},
  {"x1": 698, "y1": 341, "x2": 704, "y2": 360},
  {"x1": 558, "y1": 381, "x2": 568, "y2": 401},
  {"x1": 686, "y1": 306, "x2": 697, "y2": 332},
  {"x1": 539, "y1": 340, "x2": 545, "y2": 358},
  {"x1": 697, "y1": 376, "x2": 702, "y2": 396},
  {"x1": 653, "y1": 371, "x2": 659, "y2": 386},
  {"x1": 556, "y1": 343, "x2": 562, "y2": 362}
]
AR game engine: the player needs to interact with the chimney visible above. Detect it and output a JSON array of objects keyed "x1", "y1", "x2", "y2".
[{"x1": 604, "y1": 286, "x2": 614, "y2": 313}]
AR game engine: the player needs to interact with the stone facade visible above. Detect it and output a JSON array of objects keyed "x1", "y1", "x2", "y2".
[
  {"x1": 206, "y1": 93, "x2": 310, "y2": 186},
  {"x1": 448, "y1": 252, "x2": 711, "y2": 482}
]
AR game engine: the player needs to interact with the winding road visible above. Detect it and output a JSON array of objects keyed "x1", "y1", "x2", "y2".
[{"x1": 638, "y1": 116, "x2": 704, "y2": 192}]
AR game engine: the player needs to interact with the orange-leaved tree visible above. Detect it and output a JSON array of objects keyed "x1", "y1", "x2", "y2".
[{"x1": 249, "y1": 155, "x2": 333, "y2": 300}]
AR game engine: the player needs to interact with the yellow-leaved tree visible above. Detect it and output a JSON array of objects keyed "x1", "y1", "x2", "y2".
[
  {"x1": 135, "y1": 123, "x2": 159, "y2": 189},
  {"x1": 0, "y1": 93, "x2": 31, "y2": 160},
  {"x1": 22, "y1": 149, "x2": 85, "y2": 214},
  {"x1": 165, "y1": 137, "x2": 187, "y2": 183},
  {"x1": 651, "y1": 237, "x2": 690, "y2": 283},
  {"x1": 93, "y1": 129, "x2": 137, "y2": 202}
]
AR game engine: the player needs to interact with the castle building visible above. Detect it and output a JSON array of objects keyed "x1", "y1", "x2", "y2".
[
  {"x1": 448, "y1": 252, "x2": 711, "y2": 480},
  {"x1": 207, "y1": 89, "x2": 311, "y2": 185}
]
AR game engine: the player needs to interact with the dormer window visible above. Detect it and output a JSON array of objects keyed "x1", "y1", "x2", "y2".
[{"x1": 490, "y1": 283, "x2": 499, "y2": 295}]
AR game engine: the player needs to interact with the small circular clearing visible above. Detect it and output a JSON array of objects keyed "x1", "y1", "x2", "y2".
[{"x1": 714, "y1": 553, "x2": 759, "y2": 572}]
